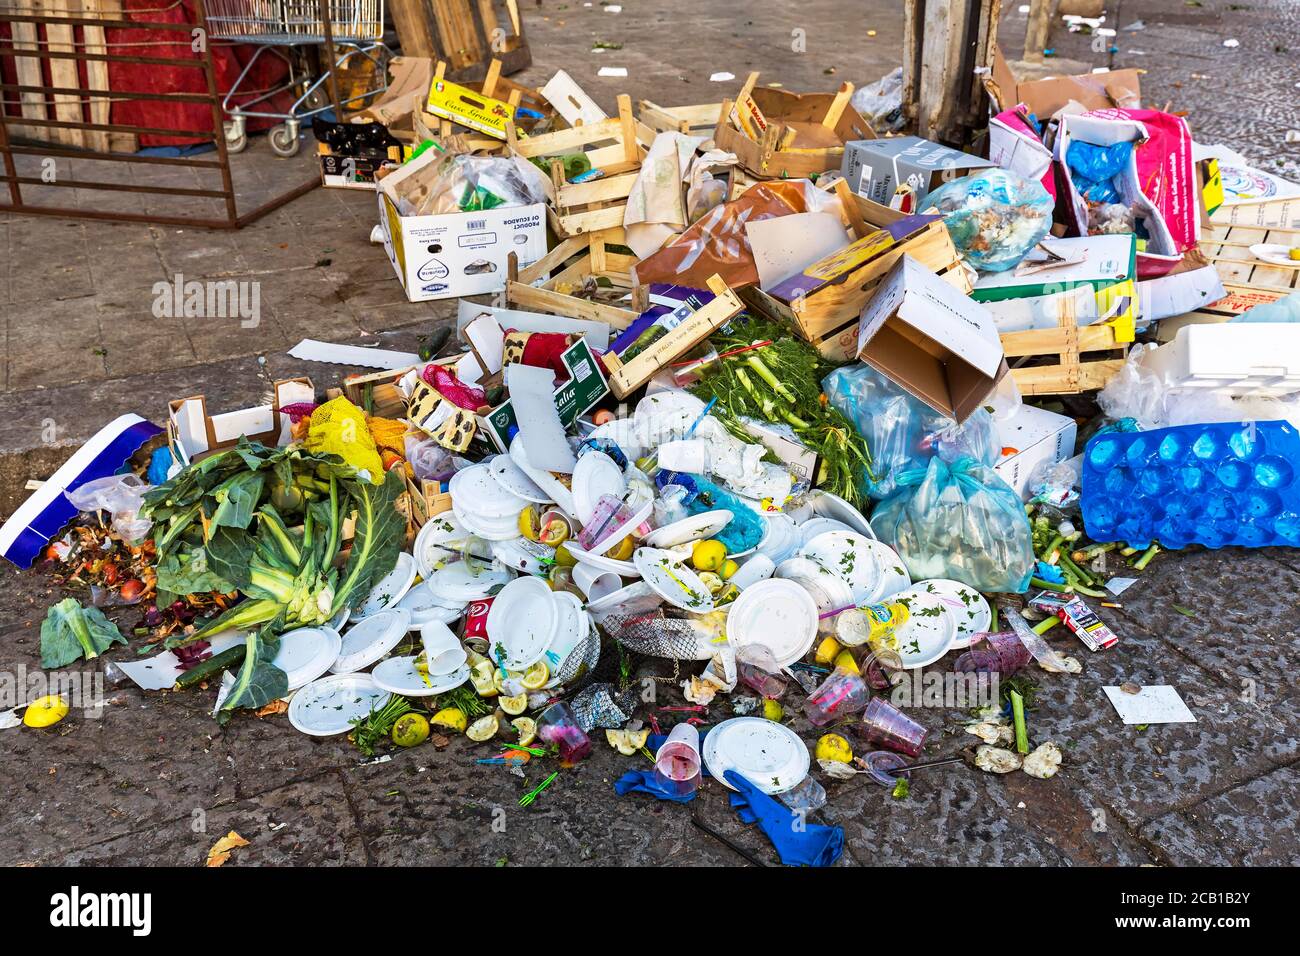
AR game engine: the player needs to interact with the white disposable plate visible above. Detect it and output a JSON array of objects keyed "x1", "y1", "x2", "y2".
[
  {"x1": 330, "y1": 608, "x2": 411, "y2": 674},
  {"x1": 562, "y1": 542, "x2": 641, "y2": 578},
  {"x1": 328, "y1": 607, "x2": 350, "y2": 633},
  {"x1": 755, "y1": 513, "x2": 801, "y2": 564},
  {"x1": 633, "y1": 547, "x2": 715, "y2": 613},
  {"x1": 396, "y1": 581, "x2": 466, "y2": 629},
  {"x1": 797, "y1": 516, "x2": 856, "y2": 547},
  {"x1": 807, "y1": 490, "x2": 876, "y2": 539},
  {"x1": 584, "y1": 579, "x2": 655, "y2": 613},
  {"x1": 888, "y1": 588, "x2": 958, "y2": 669},
  {"x1": 413, "y1": 513, "x2": 478, "y2": 579},
  {"x1": 642, "y1": 510, "x2": 733, "y2": 549},
  {"x1": 1249, "y1": 243, "x2": 1300, "y2": 268},
  {"x1": 353, "y1": 552, "x2": 417, "y2": 620},
  {"x1": 543, "y1": 591, "x2": 587, "y2": 671},
  {"x1": 490, "y1": 537, "x2": 555, "y2": 575},
  {"x1": 486, "y1": 576, "x2": 558, "y2": 669},
  {"x1": 426, "y1": 560, "x2": 512, "y2": 602},
  {"x1": 509, "y1": 436, "x2": 577, "y2": 515},
  {"x1": 449, "y1": 463, "x2": 527, "y2": 520},
  {"x1": 452, "y1": 500, "x2": 524, "y2": 541},
  {"x1": 915, "y1": 578, "x2": 991, "y2": 650},
  {"x1": 703, "y1": 717, "x2": 810, "y2": 795},
  {"x1": 774, "y1": 557, "x2": 853, "y2": 616},
  {"x1": 272, "y1": 626, "x2": 342, "y2": 691},
  {"x1": 371, "y1": 656, "x2": 469, "y2": 697},
  {"x1": 571, "y1": 451, "x2": 627, "y2": 525},
  {"x1": 863, "y1": 539, "x2": 912, "y2": 601},
  {"x1": 800, "y1": 530, "x2": 883, "y2": 605},
  {"x1": 288, "y1": 673, "x2": 391, "y2": 737},
  {"x1": 488, "y1": 454, "x2": 552, "y2": 504},
  {"x1": 725, "y1": 578, "x2": 818, "y2": 668},
  {"x1": 587, "y1": 496, "x2": 655, "y2": 556}
]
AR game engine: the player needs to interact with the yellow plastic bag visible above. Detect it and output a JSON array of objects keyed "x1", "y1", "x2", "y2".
[{"x1": 304, "y1": 397, "x2": 385, "y2": 482}]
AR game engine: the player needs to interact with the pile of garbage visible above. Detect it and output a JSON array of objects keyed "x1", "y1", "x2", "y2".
[{"x1": 5, "y1": 57, "x2": 1298, "y2": 867}]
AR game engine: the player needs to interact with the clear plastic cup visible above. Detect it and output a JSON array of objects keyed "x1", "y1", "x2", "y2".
[
  {"x1": 653, "y1": 722, "x2": 701, "y2": 797},
  {"x1": 802, "y1": 666, "x2": 870, "y2": 727},
  {"x1": 777, "y1": 775, "x2": 827, "y2": 812},
  {"x1": 858, "y1": 698, "x2": 928, "y2": 757},
  {"x1": 536, "y1": 701, "x2": 592, "y2": 766}
]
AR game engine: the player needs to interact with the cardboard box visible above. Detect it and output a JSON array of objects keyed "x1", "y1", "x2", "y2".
[
  {"x1": 376, "y1": 185, "x2": 547, "y2": 302},
  {"x1": 841, "y1": 136, "x2": 995, "y2": 209},
  {"x1": 168, "y1": 379, "x2": 314, "y2": 464},
  {"x1": 993, "y1": 404, "x2": 1078, "y2": 500},
  {"x1": 738, "y1": 417, "x2": 819, "y2": 484},
  {"x1": 984, "y1": 45, "x2": 1142, "y2": 119},
  {"x1": 480, "y1": 337, "x2": 610, "y2": 451},
  {"x1": 856, "y1": 255, "x2": 1007, "y2": 422}
]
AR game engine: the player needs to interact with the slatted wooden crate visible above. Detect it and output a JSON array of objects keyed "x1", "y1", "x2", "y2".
[
  {"x1": 1201, "y1": 219, "x2": 1299, "y2": 297},
  {"x1": 506, "y1": 226, "x2": 641, "y2": 328},
  {"x1": 420, "y1": 57, "x2": 554, "y2": 148},
  {"x1": 999, "y1": 318, "x2": 1128, "y2": 396},
  {"x1": 506, "y1": 93, "x2": 653, "y2": 238},
  {"x1": 389, "y1": 0, "x2": 530, "y2": 79},
  {"x1": 637, "y1": 99, "x2": 722, "y2": 138}
]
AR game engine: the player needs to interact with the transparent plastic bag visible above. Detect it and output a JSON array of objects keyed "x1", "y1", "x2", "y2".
[
  {"x1": 399, "y1": 152, "x2": 549, "y2": 217},
  {"x1": 871, "y1": 456, "x2": 1035, "y2": 593},
  {"x1": 921, "y1": 168, "x2": 1054, "y2": 272},
  {"x1": 64, "y1": 473, "x2": 153, "y2": 544},
  {"x1": 822, "y1": 364, "x2": 1000, "y2": 499},
  {"x1": 850, "y1": 67, "x2": 905, "y2": 133},
  {"x1": 1231, "y1": 290, "x2": 1300, "y2": 323}
]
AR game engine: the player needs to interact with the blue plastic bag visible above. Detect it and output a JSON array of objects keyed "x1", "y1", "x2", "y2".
[
  {"x1": 1231, "y1": 290, "x2": 1300, "y2": 324},
  {"x1": 1065, "y1": 140, "x2": 1133, "y2": 204},
  {"x1": 822, "y1": 364, "x2": 999, "y2": 500},
  {"x1": 871, "y1": 456, "x2": 1035, "y2": 593},
  {"x1": 921, "y1": 168, "x2": 1054, "y2": 272}
]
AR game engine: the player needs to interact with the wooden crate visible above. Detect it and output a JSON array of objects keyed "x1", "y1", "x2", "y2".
[
  {"x1": 600, "y1": 275, "x2": 745, "y2": 399},
  {"x1": 638, "y1": 99, "x2": 723, "y2": 138},
  {"x1": 740, "y1": 180, "x2": 967, "y2": 361},
  {"x1": 713, "y1": 72, "x2": 874, "y2": 180},
  {"x1": 1000, "y1": 317, "x2": 1128, "y2": 396},
  {"x1": 1201, "y1": 220, "x2": 1300, "y2": 297},
  {"x1": 421, "y1": 57, "x2": 555, "y2": 148},
  {"x1": 506, "y1": 94, "x2": 652, "y2": 238},
  {"x1": 506, "y1": 227, "x2": 641, "y2": 328},
  {"x1": 389, "y1": 0, "x2": 531, "y2": 79}
]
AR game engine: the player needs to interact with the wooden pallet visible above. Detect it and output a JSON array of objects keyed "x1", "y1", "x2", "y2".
[
  {"x1": 389, "y1": 0, "x2": 530, "y2": 79},
  {"x1": 506, "y1": 94, "x2": 652, "y2": 238},
  {"x1": 506, "y1": 227, "x2": 641, "y2": 328},
  {"x1": 637, "y1": 99, "x2": 722, "y2": 138}
]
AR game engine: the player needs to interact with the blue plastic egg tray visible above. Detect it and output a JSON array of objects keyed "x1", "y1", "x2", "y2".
[{"x1": 1081, "y1": 420, "x2": 1300, "y2": 549}]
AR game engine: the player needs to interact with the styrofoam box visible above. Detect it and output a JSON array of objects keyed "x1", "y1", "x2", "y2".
[{"x1": 1139, "y1": 324, "x2": 1300, "y2": 397}]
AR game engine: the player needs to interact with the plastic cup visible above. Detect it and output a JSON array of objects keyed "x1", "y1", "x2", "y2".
[
  {"x1": 536, "y1": 701, "x2": 592, "y2": 765},
  {"x1": 858, "y1": 697, "x2": 928, "y2": 757},
  {"x1": 420, "y1": 620, "x2": 468, "y2": 675},
  {"x1": 572, "y1": 563, "x2": 622, "y2": 601},
  {"x1": 954, "y1": 630, "x2": 1031, "y2": 675},
  {"x1": 653, "y1": 722, "x2": 701, "y2": 796},
  {"x1": 777, "y1": 775, "x2": 827, "y2": 812},
  {"x1": 802, "y1": 666, "x2": 870, "y2": 727},
  {"x1": 728, "y1": 554, "x2": 776, "y2": 590}
]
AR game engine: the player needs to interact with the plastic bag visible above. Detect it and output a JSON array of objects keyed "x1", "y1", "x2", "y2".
[
  {"x1": 921, "y1": 168, "x2": 1053, "y2": 272},
  {"x1": 303, "y1": 397, "x2": 385, "y2": 482},
  {"x1": 871, "y1": 456, "x2": 1035, "y2": 593},
  {"x1": 65, "y1": 473, "x2": 153, "y2": 544},
  {"x1": 632, "y1": 179, "x2": 843, "y2": 290},
  {"x1": 850, "y1": 67, "x2": 905, "y2": 133},
  {"x1": 1231, "y1": 290, "x2": 1300, "y2": 324},
  {"x1": 1065, "y1": 140, "x2": 1133, "y2": 204},
  {"x1": 397, "y1": 152, "x2": 548, "y2": 217},
  {"x1": 822, "y1": 364, "x2": 1000, "y2": 500}
]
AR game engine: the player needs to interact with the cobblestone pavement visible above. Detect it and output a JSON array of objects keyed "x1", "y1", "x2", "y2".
[{"x1": 0, "y1": 0, "x2": 1297, "y2": 865}]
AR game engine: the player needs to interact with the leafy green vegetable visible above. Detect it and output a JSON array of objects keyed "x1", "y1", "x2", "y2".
[
  {"x1": 350, "y1": 694, "x2": 413, "y2": 757},
  {"x1": 40, "y1": 598, "x2": 127, "y2": 668},
  {"x1": 153, "y1": 549, "x2": 235, "y2": 607},
  {"x1": 217, "y1": 629, "x2": 289, "y2": 719}
]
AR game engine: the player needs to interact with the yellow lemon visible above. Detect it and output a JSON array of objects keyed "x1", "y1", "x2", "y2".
[
  {"x1": 691, "y1": 539, "x2": 726, "y2": 572},
  {"x1": 470, "y1": 662, "x2": 498, "y2": 696},
  {"x1": 466, "y1": 714, "x2": 499, "y2": 741},
  {"x1": 391, "y1": 713, "x2": 430, "y2": 747},
  {"x1": 720, "y1": 559, "x2": 740, "y2": 580},
  {"x1": 762, "y1": 699, "x2": 784, "y2": 722},
  {"x1": 499, "y1": 692, "x2": 528, "y2": 716},
  {"x1": 553, "y1": 542, "x2": 578, "y2": 568},
  {"x1": 815, "y1": 733, "x2": 854, "y2": 764},
  {"x1": 833, "y1": 649, "x2": 860, "y2": 674},
  {"x1": 511, "y1": 717, "x2": 537, "y2": 747},
  {"x1": 814, "y1": 636, "x2": 843, "y2": 667},
  {"x1": 23, "y1": 694, "x2": 69, "y2": 728},
  {"x1": 493, "y1": 669, "x2": 524, "y2": 694},
  {"x1": 697, "y1": 571, "x2": 725, "y2": 595},
  {"x1": 430, "y1": 707, "x2": 468, "y2": 733},
  {"x1": 517, "y1": 505, "x2": 542, "y2": 541},
  {"x1": 521, "y1": 661, "x2": 549, "y2": 690},
  {"x1": 608, "y1": 535, "x2": 636, "y2": 561}
]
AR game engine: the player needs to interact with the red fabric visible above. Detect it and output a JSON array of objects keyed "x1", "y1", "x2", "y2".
[
  {"x1": 0, "y1": 0, "x2": 294, "y2": 148},
  {"x1": 519, "y1": 332, "x2": 575, "y2": 382}
]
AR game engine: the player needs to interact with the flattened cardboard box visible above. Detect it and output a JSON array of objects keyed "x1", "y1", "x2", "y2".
[{"x1": 857, "y1": 255, "x2": 1007, "y2": 423}]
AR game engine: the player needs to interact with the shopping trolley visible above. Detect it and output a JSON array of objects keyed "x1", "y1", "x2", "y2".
[{"x1": 205, "y1": 0, "x2": 391, "y2": 157}]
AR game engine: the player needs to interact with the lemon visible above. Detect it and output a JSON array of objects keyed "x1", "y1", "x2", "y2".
[
  {"x1": 814, "y1": 636, "x2": 842, "y2": 667},
  {"x1": 691, "y1": 539, "x2": 726, "y2": 572},
  {"x1": 391, "y1": 713, "x2": 430, "y2": 747},
  {"x1": 430, "y1": 707, "x2": 468, "y2": 733},
  {"x1": 23, "y1": 694, "x2": 69, "y2": 728},
  {"x1": 511, "y1": 717, "x2": 537, "y2": 746},
  {"x1": 608, "y1": 534, "x2": 636, "y2": 561},
  {"x1": 537, "y1": 517, "x2": 569, "y2": 547},
  {"x1": 762, "y1": 699, "x2": 784, "y2": 722},
  {"x1": 466, "y1": 714, "x2": 499, "y2": 741},
  {"x1": 833, "y1": 649, "x2": 860, "y2": 674},
  {"x1": 493, "y1": 669, "x2": 524, "y2": 695},
  {"x1": 500, "y1": 692, "x2": 528, "y2": 716},
  {"x1": 720, "y1": 559, "x2": 740, "y2": 580},
  {"x1": 517, "y1": 505, "x2": 542, "y2": 541},
  {"x1": 716, "y1": 584, "x2": 740, "y2": 606},
  {"x1": 521, "y1": 661, "x2": 549, "y2": 690},
  {"x1": 470, "y1": 661, "x2": 498, "y2": 696},
  {"x1": 815, "y1": 733, "x2": 854, "y2": 764},
  {"x1": 698, "y1": 571, "x2": 725, "y2": 595},
  {"x1": 553, "y1": 542, "x2": 578, "y2": 568}
]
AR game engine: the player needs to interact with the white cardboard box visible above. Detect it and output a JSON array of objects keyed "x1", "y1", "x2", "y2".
[
  {"x1": 857, "y1": 254, "x2": 1008, "y2": 422},
  {"x1": 994, "y1": 403, "x2": 1078, "y2": 500},
  {"x1": 376, "y1": 192, "x2": 547, "y2": 302}
]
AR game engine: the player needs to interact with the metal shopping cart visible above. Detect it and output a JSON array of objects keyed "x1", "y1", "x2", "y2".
[{"x1": 205, "y1": 0, "x2": 391, "y2": 156}]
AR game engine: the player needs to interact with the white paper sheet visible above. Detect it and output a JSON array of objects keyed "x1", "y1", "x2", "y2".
[{"x1": 1102, "y1": 685, "x2": 1197, "y2": 724}]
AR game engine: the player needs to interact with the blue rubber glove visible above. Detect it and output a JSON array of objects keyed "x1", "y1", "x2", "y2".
[
  {"x1": 613, "y1": 769, "x2": 697, "y2": 803},
  {"x1": 724, "y1": 770, "x2": 843, "y2": 867}
]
